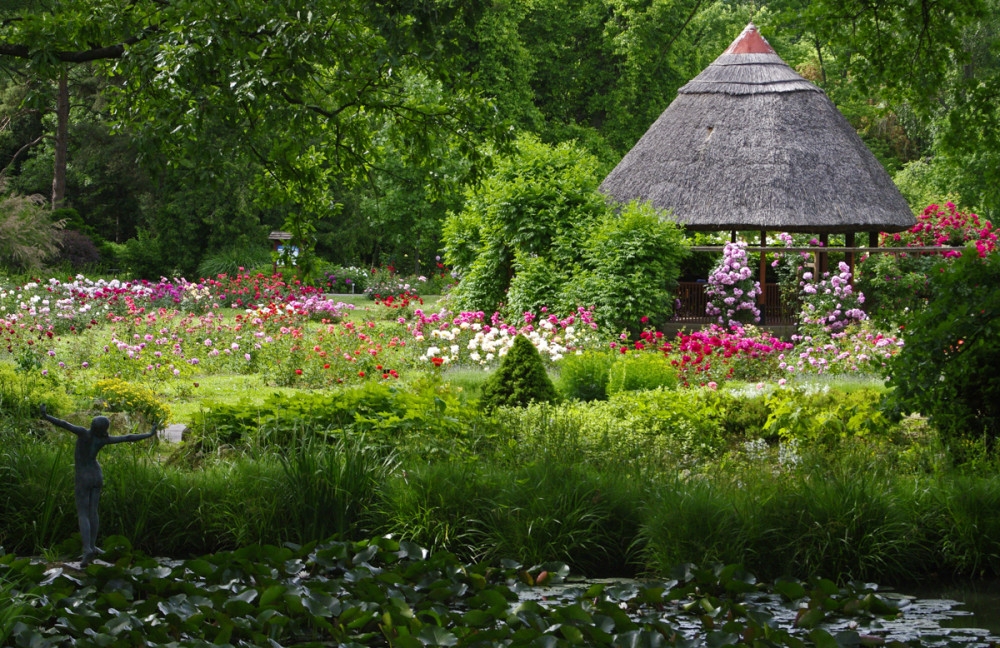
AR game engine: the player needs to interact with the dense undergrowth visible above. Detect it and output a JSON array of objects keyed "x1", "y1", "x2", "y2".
[{"x1": 4, "y1": 376, "x2": 1000, "y2": 587}]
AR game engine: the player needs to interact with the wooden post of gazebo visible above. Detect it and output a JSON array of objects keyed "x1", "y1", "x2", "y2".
[
  {"x1": 758, "y1": 230, "x2": 767, "y2": 319},
  {"x1": 845, "y1": 232, "x2": 856, "y2": 282},
  {"x1": 818, "y1": 233, "x2": 829, "y2": 276}
]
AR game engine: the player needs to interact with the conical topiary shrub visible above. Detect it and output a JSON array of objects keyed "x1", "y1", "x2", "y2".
[{"x1": 480, "y1": 335, "x2": 560, "y2": 411}]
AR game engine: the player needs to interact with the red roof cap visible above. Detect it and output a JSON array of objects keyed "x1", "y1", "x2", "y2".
[{"x1": 724, "y1": 23, "x2": 775, "y2": 55}]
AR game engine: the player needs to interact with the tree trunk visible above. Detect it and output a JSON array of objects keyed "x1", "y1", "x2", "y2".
[{"x1": 51, "y1": 69, "x2": 69, "y2": 210}]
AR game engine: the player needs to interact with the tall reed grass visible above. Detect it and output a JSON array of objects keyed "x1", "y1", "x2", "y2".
[
  {"x1": 378, "y1": 460, "x2": 646, "y2": 577},
  {"x1": 7, "y1": 421, "x2": 1000, "y2": 585},
  {"x1": 0, "y1": 432, "x2": 394, "y2": 558}
]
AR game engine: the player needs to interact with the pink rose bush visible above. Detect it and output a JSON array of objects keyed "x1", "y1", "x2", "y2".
[
  {"x1": 885, "y1": 202, "x2": 997, "y2": 257},
  {"x1": 797, "y1": 261, "x2": 867, "y2": 336},
  {"x1": 705, "y1": 242, "x2": 761, "y2": 328}
]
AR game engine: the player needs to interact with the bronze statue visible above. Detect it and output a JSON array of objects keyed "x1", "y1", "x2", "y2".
[{"x1": 40, "y1": 405, "x2": 157, "y2": 566}]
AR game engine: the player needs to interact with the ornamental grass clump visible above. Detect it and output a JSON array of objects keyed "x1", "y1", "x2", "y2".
[
  {"x1": 479, "y1": 334, "x2": 559, "y2": 411},
  {"x1": 705, "y1": 242, "x2": 761, "y2": 328}
]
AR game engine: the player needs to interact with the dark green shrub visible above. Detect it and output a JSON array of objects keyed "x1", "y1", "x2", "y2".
[
  {"x1": 607, "y1": 352, "x2": 678, "y2": 395},
  {"x1": 884, "y1": 249, "x2": 1000, "y2": 449},
  {"x1": 557, "y1": 350, "x2": 614, "y2": 401},
  {"x1": 54, "y1": 230, "x2": 100, "y2": 269},
  {"x1": 480, "y1": 335, "x2": 559, "y2": 411},
  {"x1": 197, "y1": 244, "x2": 272, "y2": 279}
]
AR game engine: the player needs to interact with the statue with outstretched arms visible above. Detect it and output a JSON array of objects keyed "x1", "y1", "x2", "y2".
[{"x1": 40, "y1": 404, "x2": 157, "y2": 565}]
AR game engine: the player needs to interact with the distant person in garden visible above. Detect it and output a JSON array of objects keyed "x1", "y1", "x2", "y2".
[{"x1": 40, "y1": 405, "x2": 158, "y2": 566}]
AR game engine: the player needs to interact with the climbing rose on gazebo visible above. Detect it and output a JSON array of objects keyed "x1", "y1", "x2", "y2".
[
  {"x1": 705, "y1": 241, "x2": 761, "y2": 328},
  {"x1": 885, "y1": 202, "x2": 997, "y2": 257}
]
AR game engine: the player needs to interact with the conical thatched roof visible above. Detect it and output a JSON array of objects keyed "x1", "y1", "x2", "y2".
[{"x1": 599, "y1": 24, "x2": 915, "y2": 233}]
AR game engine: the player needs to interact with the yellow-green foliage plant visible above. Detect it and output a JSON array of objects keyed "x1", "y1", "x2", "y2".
[
  {"x1": 91, "y1": 378, "x2": 171, "y2": 426},
  {"x1": 557, "y1": 350, "x2": 614, "y2": 402}
]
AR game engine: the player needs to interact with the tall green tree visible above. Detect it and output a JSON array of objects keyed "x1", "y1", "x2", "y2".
[{"x1": 1, "y1": 0, "x2": 504, "y2": 275}]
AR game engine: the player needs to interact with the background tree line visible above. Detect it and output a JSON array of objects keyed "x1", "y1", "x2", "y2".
[{"x1": 1, "y1": 0, "x2": 996, "y2": 278}]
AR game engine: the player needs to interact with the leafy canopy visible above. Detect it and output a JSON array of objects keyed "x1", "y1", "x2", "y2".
[{"x1": 1, "y1": 0, "x2": 505, "y2": 272}]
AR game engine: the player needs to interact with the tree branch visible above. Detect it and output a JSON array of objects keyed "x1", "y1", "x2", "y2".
[
  {"x1": 0, "y1": 28, "x2": 155, "y2": 63},
  {"x1": 0, "y1": 134, "x2": 45, "y2": 180},
  {"x1": 663, "y1": 0, "x2": 704, "y2": 53}
]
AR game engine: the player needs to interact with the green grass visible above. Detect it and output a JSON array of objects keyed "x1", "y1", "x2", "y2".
[
  {"x1": 160, "y1": 373, "x2": 304, "y2": 423},
  {"x1": 787, "y1": 373, "x2": 889, "y2": 393},
  {"x1": 438, "y1": 366, "x2": 494, "y2": 402}
]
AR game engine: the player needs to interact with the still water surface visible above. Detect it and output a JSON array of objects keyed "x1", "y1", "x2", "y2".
[{"x1": 521, "y1": 579, "x2": 1000, "y2": 646}]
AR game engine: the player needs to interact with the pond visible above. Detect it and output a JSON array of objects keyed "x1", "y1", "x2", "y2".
[
  {"x1": 520, "y1": 579, "x2": 1000, "y2": 647},
  {"x1": 8, "y1": 540, "x2": 1000, "y2": 648},
  {"x1": 903, "y1": 581, "x2": 1000, "y2": 634}
]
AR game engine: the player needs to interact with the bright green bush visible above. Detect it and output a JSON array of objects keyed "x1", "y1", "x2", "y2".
[
  {"x1": 556, "y1": 350, "x2": 615, "y2": 401},
  {"x1": 505, "y1": 252, "x2": 565, "y2": 316},
  {"x1": 607, "y1": 352, "x2": 679, "y2": 395},
  {"x1": 443, "y1": 135, "x2": 605, "y2": 314},
  {"x1": 571, "y1": 201, "x2": 688, "y2": 332},
  {"x1": 494, "y1": 388, "x2": 726, "y2": 468},
  {"x1": 763, "y1": 386, "x2": 892, "y2": 446},
  {"x1": 0, "y1": 363, "x2": 73, "y2": 424},
  {"x1": 442, "y1": 137, "x2": 687, "y2": 331},
  {"x1": 189, "y1": 380, "x2": 490, "y2": 458},
  {"x1": 479, "y1": 335, "x2": 560, "y2": 411}
]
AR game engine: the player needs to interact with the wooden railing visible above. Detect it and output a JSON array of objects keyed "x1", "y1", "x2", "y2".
[{"x1": 672, "y1": 282, "x2": 797, "y2": 326}]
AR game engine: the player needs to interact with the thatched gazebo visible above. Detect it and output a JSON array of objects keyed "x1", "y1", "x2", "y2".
[{"x1": 599, "y1": 23, "x2": 916, "y2": 323}]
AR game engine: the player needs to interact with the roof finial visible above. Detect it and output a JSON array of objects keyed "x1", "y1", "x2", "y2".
[{"x1": 724, "y1": 22, "x2": 776, "y2": 55}]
